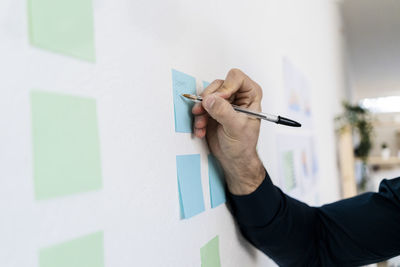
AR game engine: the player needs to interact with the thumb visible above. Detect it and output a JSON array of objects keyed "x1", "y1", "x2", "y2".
[{"x1": 202, "y1": 94, "x2": 238, "y2": 130}]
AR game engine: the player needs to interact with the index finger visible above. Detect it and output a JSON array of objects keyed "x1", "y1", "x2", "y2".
[
  {"x1": 216, "y1": 68, "x2": 262, "y2": 102},
  {"x1": 193, "y1": 79, "x2": 224, "y2": 115},
  {"x1": 201, "y1": 79, "x2": 224, "y2": 97}
]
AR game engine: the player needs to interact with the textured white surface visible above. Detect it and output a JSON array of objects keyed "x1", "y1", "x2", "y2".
[{"x1": 0, "y1": 0, "x2": 345, "y2": 266}]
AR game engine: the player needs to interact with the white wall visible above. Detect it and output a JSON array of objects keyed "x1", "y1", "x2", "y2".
[
  {"x1": 0, "y1": 0, "x2": 346, "y2": 266},
  {"x1": 341, "y1": 0, "x2": 400, "y2": 101}
]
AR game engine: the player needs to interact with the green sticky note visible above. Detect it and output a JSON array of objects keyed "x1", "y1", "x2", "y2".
[
  {"x1": 28, "y1": 0, "x2": 96, "y2": 61},
  {"x1": 200, "y1": 236, "x2": 221, "y2": 267},
  {"x1": 39, "y1": 231, "x2": 104, "y2": 267},
  {"x1": 31, "y1": 91, "x2": 102, "y2": 200},
  {"x1": 283, "y1": 150, "x2": 296, "y2": 191}
]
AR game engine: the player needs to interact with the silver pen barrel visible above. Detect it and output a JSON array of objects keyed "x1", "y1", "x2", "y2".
[
  {"x1": 232, "y1": 105, "x2": 278, "y2": 123},
  {"x1": 181, "y1": 94, "x2": 299, "y2": 127}
]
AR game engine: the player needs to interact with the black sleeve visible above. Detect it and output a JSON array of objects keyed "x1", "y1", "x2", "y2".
[{"x1": 228, "y1": 172, "x2": 400, "y2": 266}]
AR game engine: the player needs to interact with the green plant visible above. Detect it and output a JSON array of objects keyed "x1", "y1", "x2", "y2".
[
  {"x1": 336, "y1": 102, "x2": 374, "y2": 191},
  {"x1": 335, "y1": 101, "x2": 374, "y2": 163},
  {"x1": 381, "y1": 143, "x2": 388, "y2": 150}
]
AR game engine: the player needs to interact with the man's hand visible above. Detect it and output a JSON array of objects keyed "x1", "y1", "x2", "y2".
[{"x1": 192, "y1": 69, "x2": 265, "y2": 195}]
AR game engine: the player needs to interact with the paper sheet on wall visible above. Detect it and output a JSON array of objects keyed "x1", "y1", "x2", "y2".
[
  {"x1": 282, "y1": 57, "x2": 313, "y2": 128},
  {"x1": 277, "y1": 134, "x2": 319, "y2": 202}
]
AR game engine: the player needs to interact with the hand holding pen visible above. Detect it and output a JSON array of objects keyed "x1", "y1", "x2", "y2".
[
  {"x1": 190, "y1": 69, "x2": 271, "y2": 195},
  {"x1": 183, "y1": 94, "x2": 301, "y2": 127}
]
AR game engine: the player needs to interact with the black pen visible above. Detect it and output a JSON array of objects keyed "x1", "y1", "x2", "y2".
[{"x1": 182, "y1": 94, "x2": 301, "y2": 128}]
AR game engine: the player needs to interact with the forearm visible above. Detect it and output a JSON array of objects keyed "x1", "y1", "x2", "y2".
[
  {"x1": 228, "y1": 171, "x2": 319, "y2": 266},
  {"x1": 221, "y1": 154, "x2": 265, "y2": 195},
  {"x1": 229, "y1": 173, "x2": 400, "y2": 266}
]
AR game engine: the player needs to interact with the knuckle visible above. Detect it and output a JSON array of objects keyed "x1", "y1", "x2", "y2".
[
  {"x1": 229, "y1": 68, "x2": 243, "y2": 76},
  {"x1": 251, "y1": 81, "x2": 263, "y2": 99},
  {"x1": 220, "y1": 84, "x2": 229, "y2": 92},
  {"x1": 256, "y1": 84, "x2": 263, "y2": 98},
  {"x1": 201, "y1": 89, "x2": 212, "y2": 97},
  {"x1": 201, "y1": 80, "x2": 224, "y2": 97},
  {"x1": 212, "y1": 79, "x2": 224, "y2": 85}
]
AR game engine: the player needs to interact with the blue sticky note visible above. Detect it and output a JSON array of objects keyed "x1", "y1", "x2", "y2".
[
  {"x1": 172, "y1": 69, "x2": 196, "y2": 133},
  {"x1": 177, "y1": 182, "x2": 184, "y2": 217},
  {"x1": 208, "y1": 155, "x2": 226, "y2": 208},
  {"x1": 176, "y1": 154, "x2": 205, "y2": 219},
  {"x1": 203, "y1": 81, "x2": 210, "y2": 88}
]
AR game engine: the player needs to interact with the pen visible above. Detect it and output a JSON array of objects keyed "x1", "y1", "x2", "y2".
[{"x1": 182, "y1": 94, "x2": 301, "y2": 128}]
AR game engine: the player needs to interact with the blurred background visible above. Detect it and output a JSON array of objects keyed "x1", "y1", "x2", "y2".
[
  {"x1": 340, "y1": 0, "x2": 400, "y2": 202},
  {"x1": 340, "y1": 1, "x2": 400, "y2": 265}
]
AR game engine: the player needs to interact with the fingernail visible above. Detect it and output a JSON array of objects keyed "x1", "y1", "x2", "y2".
[
  {"x1": 204, "y1": 95, "x2": 215, "y2": 110},
  {"x1": 194, "y1": 128, "x2": 201, "y2": 137},
  {"x1": 192, "y1": 103, "x2": 200, "y2": 113}
]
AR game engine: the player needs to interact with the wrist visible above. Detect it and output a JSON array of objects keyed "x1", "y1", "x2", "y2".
[{"x1": 222, "y1": 155, "x2": 266, "y2": 195}]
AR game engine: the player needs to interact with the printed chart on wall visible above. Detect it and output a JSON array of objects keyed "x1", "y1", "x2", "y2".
[
  {"x1": 282, "y1": 57, "x2": 312, "y2": 128},
  {"x1": 276, "y1": 134, "x2": 319, "y2": 203},
  {"x1": 278, "y1": 57, "x2": 320, "y2": 205}
]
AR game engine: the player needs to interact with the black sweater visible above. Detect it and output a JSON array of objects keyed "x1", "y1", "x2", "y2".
[{"x1": 229, "y1": 173, "x2": 400, "y2": 266}]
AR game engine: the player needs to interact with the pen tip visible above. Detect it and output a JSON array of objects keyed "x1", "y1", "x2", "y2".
[
  {"x1": 277, "y1": 116, "x2": 302, "y2": 127},
  {"x1": 181, "y1": 94, "x2": 197, "y2": 100}
]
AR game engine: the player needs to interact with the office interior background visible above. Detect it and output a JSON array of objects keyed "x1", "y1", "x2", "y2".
[
  {"x1": 1, "y1": 0, "x2": 400, "y2": 266},
  {"x1": 340, "y1": 1, "x2": 400, "y2": 266}
]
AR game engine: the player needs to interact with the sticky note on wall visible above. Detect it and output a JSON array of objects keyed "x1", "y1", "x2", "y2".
[
  {"x1": 176, "y1": 154, "x2": 205, "y2": 219},
  {"x1": 208, "y1": 155, "x2": 226, "y2": 208},
  {"x1": 31, "y1": 91, "x2": 102, "y2": 200},
  {"x1": 200, "y1": 236, "x2": 221, "y2": 267},
  {"x1": 39, "y1": 231, "x2": 104, "y2": 267},
  {"x1": 172, "y1": 69, "x2": 196, "y2": 133},
  {"x1": 282, "y1": 150, "x2": 296, "y2": 191},
  {"x1": 28, "y1": 0, "x2": 95, "y2": 61}
]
